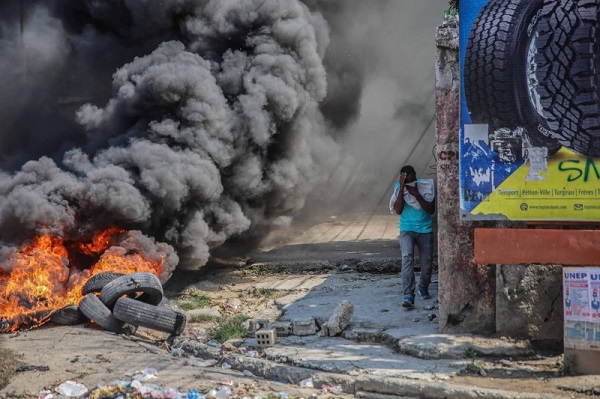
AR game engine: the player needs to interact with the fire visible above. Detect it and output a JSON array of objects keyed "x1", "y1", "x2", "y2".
[
  {"x1": 0, "y1": 228, "x2": 164, "y2": 332},
  {"x1": 77, "y1": 227, "x2": 126, "y2": 255}
]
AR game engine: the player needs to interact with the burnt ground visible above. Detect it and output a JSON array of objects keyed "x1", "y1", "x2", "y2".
[{"x1": 0, "y1": 346, "x2": 20, "y2": 391}]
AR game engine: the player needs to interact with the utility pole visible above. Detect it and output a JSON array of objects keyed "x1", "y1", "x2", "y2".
[{"x1": 20, "y1": 0, "x2": 27, "y2": 83}]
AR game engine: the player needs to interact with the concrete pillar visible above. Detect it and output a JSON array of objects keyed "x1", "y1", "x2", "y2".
[
  {"x1": 435, "y1": 17, "x2": 495, "y2": 334},
  {"x1": 435, "y1": 18, "x2": 564, "y2": 342}
]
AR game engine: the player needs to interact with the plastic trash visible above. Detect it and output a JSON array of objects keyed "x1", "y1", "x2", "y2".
[
  {"x1": 298, "y1": 378, "x2": 313, "y2": 388},
  {"x1": 131, "y1": 368, "x2": 158, "y2": 381},
  {"x1": 207, "y1": 389, "x2": 218, "y2": 398},
  {"x1": 207, "y1": 340, "x2": 220, "y2": 347},
  {"x1": 171, "y1": 348, "x2": 184, "y2": 357},
  {"x1": 221, "y1": 362, "x2": 231, "y2": 369},
  {"x1": 322, "y1": 384, "x2": 343, "y2": 394},
  {"x1": 55, "y1": 381, "x2": 88, "y2": 398},
  {"x1": 245, "y1": 350, "x2": 259, "y2": 358},
  {"x1": 38, "y1": 390, "x2": 53, "y2": 399},
  {"x1": 278, "y1": 393, "x2": 288, "y2": 399},
  {"x1": 216, "y1": 386, "x2": 232, "y2": 399},
  {"x1": 187, "y1": 389, "x2": 200, "y2": 399},
  {"x1": 163, "y1": 387, "x2": 180, "y2": 399}
]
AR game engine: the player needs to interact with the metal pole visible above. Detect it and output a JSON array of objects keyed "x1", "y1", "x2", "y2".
[{"x1": 20, "y1": 0, "x2": 27, "y2": 83}]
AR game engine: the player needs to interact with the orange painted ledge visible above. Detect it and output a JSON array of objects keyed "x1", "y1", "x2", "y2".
[{"x1": 474, "y1": 228, "x2": 600, "y2": 266}]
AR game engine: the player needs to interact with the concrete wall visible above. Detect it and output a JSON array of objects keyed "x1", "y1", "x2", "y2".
[
  {"x1": 434, "y1": 18, "x2": 563, "y2": 344},
  {"x1": 496, "y1": 264, "x2": 563, "y2": 347},
  {"x1": 435, "y1": 17, "x2": 496, "y2": 335}
]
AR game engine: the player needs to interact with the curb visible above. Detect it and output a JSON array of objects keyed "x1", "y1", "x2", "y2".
[
  {"x1": 172, "y1": 339, "x2": 564, "y2": 399},
  {"x1": 245, "y1": 257, "x2": 408, "y2": 274}
]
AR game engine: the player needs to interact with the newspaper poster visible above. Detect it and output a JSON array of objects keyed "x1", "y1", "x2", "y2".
[
  {"x1": 459, "y1": 0, "x2": 600, "y2": 221},
  {"x1": 563, "y1": 268, "x2": 591, "y2": 322},
  {"x1": 564, "y1": 320, "x2": 587, "y2": 350},
  {"x1": 591, "y1": 270, "x2": 600, "y2": 321},
  {"x1": 563, "y1": 268, "x2": 600, "y2": 350}
]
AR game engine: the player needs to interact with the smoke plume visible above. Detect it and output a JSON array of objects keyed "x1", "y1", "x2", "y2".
[
  {"x1": 0, "y1": 0, "x2": 341, "y2": 272},
  {"x1": 0, "y1": 0, "x2": 446, "y2": 275}
]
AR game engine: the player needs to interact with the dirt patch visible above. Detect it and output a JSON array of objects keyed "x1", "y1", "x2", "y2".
[
  {"x1": 450, "y1": 354, "x2": 599, "y2": 398},
  {"x1": 0, "y1": 340, "x2": 23, "y2": 390},
  {"x1": 450, "y1": 374, "x2": 591, "y2": 398}
]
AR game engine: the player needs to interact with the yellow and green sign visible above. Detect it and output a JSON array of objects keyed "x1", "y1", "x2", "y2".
[{"x1": 460, "y1": 0, "x2": 600, "y2": 221}]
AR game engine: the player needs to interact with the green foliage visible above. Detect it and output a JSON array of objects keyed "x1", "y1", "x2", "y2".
[
  {"x1": 247, "y1": 287, "x2": 278, "y2": 297},
  {"x1": 463, "y1": 346, "x2": 479, "y2": 373},
  {"x1": 176, "y1": 288, "x2": 211, "y2": 310},
  {"x1": 189, "y1": 314, "x2": 220, "y2": 323},
  {"x1": 464, "y1": 347, "x2": 477, "y2": 359},
  {"x1": 209, "y1": 314, "x2": 249, "y2": 343}
]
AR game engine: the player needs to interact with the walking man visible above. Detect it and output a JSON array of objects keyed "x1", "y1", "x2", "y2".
[{"x1": 391, "y1": 165, "x2": 435, "y2": 309}]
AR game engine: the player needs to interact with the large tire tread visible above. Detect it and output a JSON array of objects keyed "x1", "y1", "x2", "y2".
[
  {"x1": 81, "y1": 272, "x2": 124, "y2": 295},
  {"x1": 533, "y1": 0, "x2": 600, "y2": 157},
  {"x1": 79, "y1": 294, "x2": 126, "y2": 333},
  {"x1": 99, "y1": 272, "x2": 163, "y2": 308},
  {"x1": 465, "y1": 0, "x2": 562, "y2": 152},
  {"x1": 50, "y1": 305, "x2": 86, "y2": 325},
  {"x1": 113, "y1": 297, "x2": 186, "y2": 336}
]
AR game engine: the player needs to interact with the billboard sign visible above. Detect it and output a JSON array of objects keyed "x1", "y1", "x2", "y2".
[{"x1": 459, "y1": 0, "x2": 600, "y2": 220}]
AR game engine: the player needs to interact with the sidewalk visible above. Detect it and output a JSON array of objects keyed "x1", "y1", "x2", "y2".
[{"x1": 2, "y1": 211, "x2": 599, "y2": 398}]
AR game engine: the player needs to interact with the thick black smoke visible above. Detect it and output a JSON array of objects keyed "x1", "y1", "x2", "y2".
[
  {"x1": 0, "y1": 0, "x2": 341, "y2": 272},
  {"x1": 0, "y1": 0, "x2": 446, "y2": 275}
]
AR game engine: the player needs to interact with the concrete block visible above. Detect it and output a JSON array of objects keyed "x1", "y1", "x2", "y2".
[
  {"x1": 323, "y1": 300, "x2": 354, "y2": 336},
  {"x1": 255, "y1": 328, "x2": 276, "y2": 347},
  {"x1": 292, "y1": 318, "x2": 317, "y2": 336},
  {"x1": 246, "y1": 318, "x2": 269, "y2": 337},
  {"x1": 272, "y1": 321, "x2": 292, "y2": 337}
]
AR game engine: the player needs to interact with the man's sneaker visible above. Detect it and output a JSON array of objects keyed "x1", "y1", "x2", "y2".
[
  {"x1": 402, "y1": 296, "x2": 415, "y2": 309},
  {"x1": 419, "y1": 289, "x2": 432, "y2": 300}
]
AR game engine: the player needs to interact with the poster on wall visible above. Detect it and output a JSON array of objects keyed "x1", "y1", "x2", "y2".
[
  {"x1": 563, "y1": 268, "x2": 600, "y2": 350},
  {"x1": 459, "y1": 0, "x2": 600, "y2": 220}
]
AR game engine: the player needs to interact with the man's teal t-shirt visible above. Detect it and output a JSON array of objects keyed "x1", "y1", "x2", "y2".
[{"x1": 394, "y1": 181, "x2": 432, "y2": 233}]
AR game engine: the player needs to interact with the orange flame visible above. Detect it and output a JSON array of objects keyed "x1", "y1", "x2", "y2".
[
  {"x1": 0, "y1": 228, "x2": 164, "y2": 332},
  {"x1": 77, "y1": 226, "x2": 126, "y2": 255}
]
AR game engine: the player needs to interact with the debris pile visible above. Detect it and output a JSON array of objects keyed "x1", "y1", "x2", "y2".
[
  {"x1": 54, "y1": 272, "x2": 186, "y2": 336},
  {"x1": 34, "y1": 368, "x2": 344, "y2": 399},
  {"x1": 245, "y1": 301, "x2": 355, "y2": 344}
]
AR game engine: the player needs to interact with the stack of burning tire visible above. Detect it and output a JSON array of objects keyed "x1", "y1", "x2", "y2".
[
  {"x1": 51, "y1": 272, "x2": 186, "y2": 336},
  {"x1": 465, "y1": 0, "x2": 600, "y2": 158}
]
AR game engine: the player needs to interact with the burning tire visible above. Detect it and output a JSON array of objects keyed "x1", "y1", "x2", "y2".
[
  {"x1": 50, "y1": 305, "x2": 85, "y2": 325},
  {"x1": 81, "y1": 272, "x2": 125, "y2": 295},
  {"x1": 78, "y1": 294, "x2": 131, "y2": 334},
  {"x1": 530, "y1": 0, "x2": 600, "y2": 157},
  {"x1": 113, "y1": 297, "x2": 187, "y2": 336},
  {"x1": 99, "y1": 272, "x2": 163, "y2": 308},
  {"x1": 464, "y1": 0, "x2": 561, "y2": 153}
]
